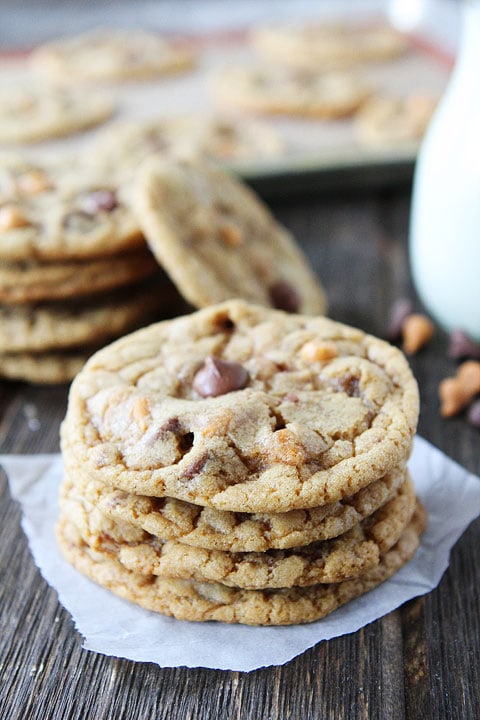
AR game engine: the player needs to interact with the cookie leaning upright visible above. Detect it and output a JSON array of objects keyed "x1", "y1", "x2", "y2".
[{"x1": 133, "y1": 157, "x2": 327, "y2": 315}]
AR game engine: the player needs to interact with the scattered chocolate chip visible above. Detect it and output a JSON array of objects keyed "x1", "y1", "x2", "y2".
[
  {"x1": 78, "y1": 189, "x2": 118, "y2": 215},
  {"x1": 387, "y1": 298, "x2": 413, "y2": 342},
  {"x1": 448, "y1": 329, "x2": 480, "y2": 360},
  {"x1": 269, "y1": 280, "x2": 300, "y2": 313},
  {"x1": 467, "y1": 400, "x2": 480, "y2": 429},
  {"x1": 192, "y1": 355, "x2": 249, "y2": 397}
]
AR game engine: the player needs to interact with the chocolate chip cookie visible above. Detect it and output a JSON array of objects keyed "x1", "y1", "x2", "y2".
[
  {"x1": 0, "y1": 80, "x2": 114, "y2": 143},
  {"x1": 61, "y1": 300, "x2": 419, "y2": 513},
  {"x1": 31, "y1": 28, "x2": 195, "y2": 82},
  {"x1": 212, "y1": 65, "x2": 370, "y2": 119},
  {"x1": 133, "y1": 157, "x2": 327, "y2": 314}
]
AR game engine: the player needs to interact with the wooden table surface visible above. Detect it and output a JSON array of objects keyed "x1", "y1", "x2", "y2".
[{"x1": 1, "y1": 182, "x2": 479, "y2": 720}]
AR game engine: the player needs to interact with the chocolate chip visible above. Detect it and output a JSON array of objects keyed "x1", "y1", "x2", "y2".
[
  {"x1": 269, "y1": 280, "x2": 300, "y2": 313},
  {"x1": 448, "y1": 329, "x2": 480, "y2": 360},
  {"x1": 467, "y1": 400, "x2": 480, "y2": 429},
  {"x1": 387, "y1": 298, "x2": 413, "y2": 342},
  {"x1": 192, "y1": 355, "x2": 249, "y2": 397},
  {"x1": 78, "y1": 189, "x2": 118, "y2": 215}
]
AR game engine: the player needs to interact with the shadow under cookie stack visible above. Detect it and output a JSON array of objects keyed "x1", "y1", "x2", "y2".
[{"x1": 58, "y1": 300, "x2": 426, "y2": 625}]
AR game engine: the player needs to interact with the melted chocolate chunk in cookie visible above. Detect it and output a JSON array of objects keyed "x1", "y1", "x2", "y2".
[{"x1": 192, "y1": 355, "x2": 249, "y2": 397}]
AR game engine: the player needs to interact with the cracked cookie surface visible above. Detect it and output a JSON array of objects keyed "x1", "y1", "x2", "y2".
[{"x1": 62, "y1": 300, "x2": 419, "y2": 513}]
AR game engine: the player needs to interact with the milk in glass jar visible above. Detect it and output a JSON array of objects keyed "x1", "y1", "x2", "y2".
[{"x1": 410, "y1": 0, "x2": 480, "y2": 340}]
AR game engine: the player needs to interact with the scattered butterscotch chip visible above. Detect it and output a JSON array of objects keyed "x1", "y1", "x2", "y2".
[
  {"x1": 439, "y1": 360, "x2": 480, "y2": 417},
  {"x1": 0, "y1": 204, "x2": 31, "y2": 231},
  {"x1": 448, "y1": 329, "x2": 480, "y2": 360},
  {"x1": 402, "y1": 313, "x2": 435, "y2": 355}
]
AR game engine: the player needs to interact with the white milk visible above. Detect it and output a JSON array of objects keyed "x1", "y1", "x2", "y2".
[{"x1": 410, "y1": 0, "x2": 480, "y2": 340}]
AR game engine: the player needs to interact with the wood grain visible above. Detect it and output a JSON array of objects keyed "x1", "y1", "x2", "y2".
[{"x1": 1, "y1": 188, "x2": 479, "y2": 720}]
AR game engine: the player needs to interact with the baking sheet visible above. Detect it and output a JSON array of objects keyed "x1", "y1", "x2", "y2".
[{"x1": 0, "y1": 19, "x2": 453, "y2": 191}]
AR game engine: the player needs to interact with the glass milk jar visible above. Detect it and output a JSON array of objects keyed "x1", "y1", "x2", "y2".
[{"x1": 409, "y1": 0, "x2": 480, "y2": 340}]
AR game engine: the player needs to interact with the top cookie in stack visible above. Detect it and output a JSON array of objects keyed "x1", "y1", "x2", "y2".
[{"x1": 58, "y1": 299, "x2": 425, "y2": 625}]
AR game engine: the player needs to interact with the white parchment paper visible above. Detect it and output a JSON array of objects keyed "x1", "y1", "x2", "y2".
[{"x1": 1, "y1": 435, "x2": 480, "y2": 671}]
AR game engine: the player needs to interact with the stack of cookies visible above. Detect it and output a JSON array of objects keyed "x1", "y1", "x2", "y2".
[
  {"x1": 58, "y1": 300, "x2": 426, "y2": 625},
  {"x1": 0, "y1": 153, "x2": 183, "y2": 383}
]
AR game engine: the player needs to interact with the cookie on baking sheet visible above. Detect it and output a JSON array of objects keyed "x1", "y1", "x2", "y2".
[
  {"x1": 61, "y1": 300, "x2": 419, "y2": 513},
  {"x1": 0, "y1": 248, "x2": 159, "y2": 304},
  {"x1": 211, "y1": 65, "x2": 370, "y2": 118},
  {"x1": 355, "y1": 93, "x2": 437, "y2": 148},
  {"x1": 0, "y1": 81, "x2": 114, "y2": 144},
  {"x1": 133, "y1": 157, "x2": 326, "y2": 313},
  {"x1": 90, "y1": 114, "x2": 284, "y2": 174},
  {"x1": 0, "y1": 277, "x2": 177, "y2": 353},
  {"x1": 60, "y1": 472, "x2": 416, "y2": 588},
  {"x1": 56, "y1": 504, "x2": 426, "y2": 625},
  {"x1": 250, "y1": 22, "x2": 408, "y2": 72},
  {"x1": 0, "y1": 348, "x2": 93, "y2": 384},
  {"x1": 63, "y1": 455, "x2": 408, "y2": 552},
  {"x1": 0, "y1": 153, "x2": 143, "y2": 261},
  {"x1": 31, "y1": 28, "x2": 195, "y2": 82}
]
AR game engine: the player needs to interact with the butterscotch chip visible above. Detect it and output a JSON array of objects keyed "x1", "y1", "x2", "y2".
[
  {"x1": 31, "y1": 28, "x2": 195, "y2": 82},
  {"x1": 61, "y1": 300, "x2": 419, "y2": 513},
  {"x1": 60, "y1": 472, "x2": 416, "y2": 588},
  {"x1": 133, "y1": 157, "x2": 327, "y2": 314},
  {"x1": 0, "y1": 348, "x2": 92, "y2": 383},
  {"x1": 56, "y1": 504, "x2": 426, "y2": 625}
]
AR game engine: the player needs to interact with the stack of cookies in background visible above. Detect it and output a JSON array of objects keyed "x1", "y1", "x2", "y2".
[
  {"x1": 0, "y1": 153, "x2": 183, "y2": 383},
  {"x1": 57, "y1": 300, "x2": 425, "y2": 625}
]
